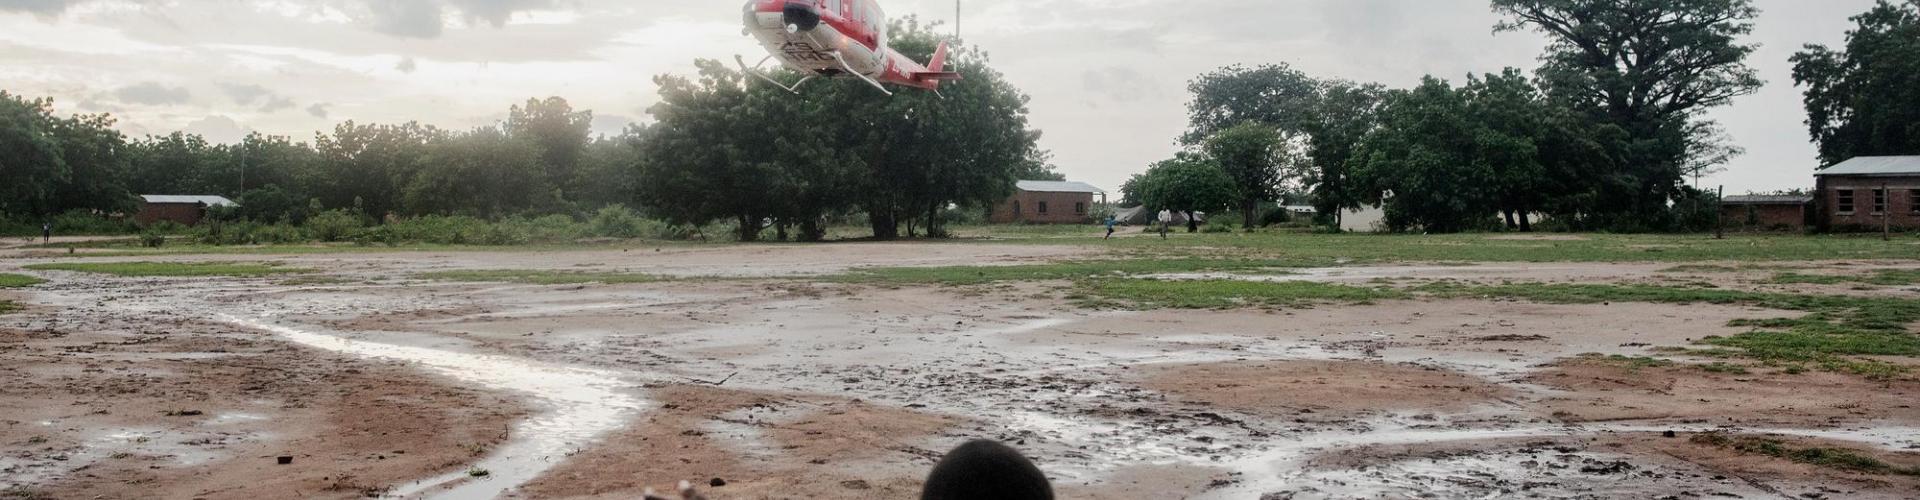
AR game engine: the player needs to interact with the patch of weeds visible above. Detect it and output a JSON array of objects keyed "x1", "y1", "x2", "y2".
[
  {"x1": 0, "y1": 301, "x2": 17, "y2": 315},
  {"x1": 1578, "y1": 353, "x2": 1675, "y2": 371},
  {"x1": 23, "y1": 261, "x2": 309, "y2": 277},
  {"x1": 277, "y1": 275, "x2": 356, "y2": 286},
  {"x1": 1700, "y1": 362, "x2": 1750, "y2": 374},
  {"x1": 1771, "y1": 269, "x2": 1920, "y2": 287},
  {"x1": 415, "y1": 269, "x2": 661, "y2": 285},
  {"x1": 1417, "y1": 282, "x2": 1920, "y2": 379},
  {"x1": 466, "y1": 467, "x2": 491, "y2": 478},
  {"x1": 0, "y1": 273, "x2": 45, "y2": 288},
  {"x1": 1076, "y1": 279, "x2": 1404, "y2": 309},
  {"x1": 1, "y1": 486, "x2": 54, "y2": 499},
  {"x1": 832, "y1": 258, "x2": 1322, "y2": 286},
  {"x1": 1690, "y1": 433, "x2": 1920, "y2": 477}
]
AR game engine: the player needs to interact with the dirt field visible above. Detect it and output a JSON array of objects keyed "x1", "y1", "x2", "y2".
[{"x1": 3, "y1": 240, "x2": 1917, "y2": 499}]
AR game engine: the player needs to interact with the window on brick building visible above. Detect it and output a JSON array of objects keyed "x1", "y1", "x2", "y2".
[
  {"x1": 1075, "y1": 202, "x2": 1086, "y2": 214},
  {"x1": 1911, "y1": 189, "x2": 1919, "y2": 214},
  {"x1": 1837, "y1": 190, "x2": 1855, "y2": 213},
  {"x1": 1038, "y1": 202, "x2": 1049, "y2": 214},
  {"x1": 1873, "y1": 188, "x2": 1887, "y2": 214}
]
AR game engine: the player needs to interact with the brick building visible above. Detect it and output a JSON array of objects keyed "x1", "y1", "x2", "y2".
[
  {"x1": 135, "y1": 195, "x2": 237, "y2": 226},
  {"x1": 1814, "y1": 156, "x2": 1920, "y2": 232},
  {"x1": 989, "y1": 181, "x2": 1106, "y2": 224},
  {"x1": 1720, "y1": 195, "x2": 1811, "y2": 231}
]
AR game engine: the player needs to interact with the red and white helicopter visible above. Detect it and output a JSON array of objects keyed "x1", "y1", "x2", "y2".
[{"x1": 738, "y1": 0, "x2": 961, "y2": 95}]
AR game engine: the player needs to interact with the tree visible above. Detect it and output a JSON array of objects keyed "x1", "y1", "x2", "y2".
[
  {"x1": 1301, "y1": 81, "x2": 1386, "y2": 228},
  {"x1": 0, "y1": 91, "x2": 68, "y2": 216},
  {"x1": 311, "y1": 121, "x2": 442, "y2": 219},
  {"x1": 1183, "y1": 63, "x2": 1319, "y2": 144},
  {"x1": 1463, "y1": 69, "x2": 1552, "y2": 231},
  {"x1": 404, "y1": 126, "x2": 548, "y2": 218},
  {"x1": 641, "y1": 59, "x2": 783, "y2": 241},
  {"x1": 1351, "y1": 78, "x2": 1498, "y2": 233},
  {"x1": 1120, "y1": 153, "x2": 1238, "y2": 231},
  {"x1": 1493, "y1": 0, "x2": 1764, "y2": 228},
  {"x1": 1680, "y1": 120, "x2": 1743, "y2": 186},
  {"x1": 507, "y1": 97, "x2": 593, "y2": 197},
  {"x1": 1792, "y1": 0, "x2": 1920, "y2": 165},
  {"x1": 1203, "y1": 123, "x2": 1292, "y2": 230}
]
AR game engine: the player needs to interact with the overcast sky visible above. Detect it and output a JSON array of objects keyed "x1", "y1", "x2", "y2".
[{"x1": 0, "y1": 0, "x2": 1880, "y2": 195}]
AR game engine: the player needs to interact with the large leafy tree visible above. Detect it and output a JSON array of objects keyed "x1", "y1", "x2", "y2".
[
  {"x1": 0, "y1": 91, "x2": 69, "y2": 216},
  {"x1": 1121, "y1": 153, "x2": 1239, "y2": 231},
  {"x1": 1183, "y1": 63, "x2": 1319, "y2": 144},
  {"x1": 1792, "y1": 0, "x2": 1920, "y2": 165},
  {"x1": 404, "y1": 126, "x2": 548, "y2": 218},
  {"x1": 1463, "y1": 69, "x2": 1552, "y2": 231},
  {"x1": 1301, "y1": 81, "x2": 1385, "y2": 227},
  {"x1": 1351, "y1": 78, "x2": 1498, "y2": 233},
  {"x1": 1493, "y1": 0, "x2": 1763, "y2": 229},
  {"x1": 312, "y1": 121, "x2": 442, "y2": 218},
  {"x1": 1203, "y1": 122, "x2": 1292, "y2": 230},
  {"x1": 507, "y1": 97, "x2": 593, "y2": 197}
]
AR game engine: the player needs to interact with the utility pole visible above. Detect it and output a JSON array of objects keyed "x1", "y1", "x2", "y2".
[{"x1": 1883, "y1": 182, "x2": 1891, "y2": 242}]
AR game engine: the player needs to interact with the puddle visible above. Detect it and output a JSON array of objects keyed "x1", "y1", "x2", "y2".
[{"x1": 220, "y1": 315, "x2": 647, "y2": 499}]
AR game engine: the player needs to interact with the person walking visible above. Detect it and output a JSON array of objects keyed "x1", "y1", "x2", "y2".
[
  {"x1": 1103, "y1": 215, "x2": 1118, "y2": 240},
  {"x1": 41, "y1": 221, "x2": 52, "y2": 244},
  {"x1": 1156, "y1": 210, "x2": 1172, "y2": 239}
]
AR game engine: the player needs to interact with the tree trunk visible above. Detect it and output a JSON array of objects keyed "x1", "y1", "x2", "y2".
[
  {"x1": 799, "y1": 217, "x2": 824, "y2": 242},
  {"x1": 1243, "y1": 200, "x2": 1257, "y2": 232},
  {"x1": 926, "y1": 202, "x2": 942, "y2": 238},
  {"x1": 1503, "y1": 210, "x2": 1518, "y2": 230},
  {"x1": 869, "y1": 210, "x2": 898, "y2": 240},
  {"x1": 776, "y1": 221, "x2": 789, "y2": 242},
  {"x1": 1519, "y1": 210, "x2": 1533, "y2": 232},
  {"x1": 1185, "y1": 211, "x2": 1199, "y2": 233},
  {"x1": 737, "y1": 214, "x2": 759, "y2": 242}
]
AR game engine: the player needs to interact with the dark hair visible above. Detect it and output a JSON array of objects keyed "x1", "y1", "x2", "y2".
[{"x1": 920, "y1": 440, "x2": 1053, "y2": 500}]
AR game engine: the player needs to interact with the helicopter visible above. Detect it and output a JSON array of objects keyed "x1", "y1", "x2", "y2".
[{"x1": 737, "y1": 0, "x2": 961, "y2": 95}]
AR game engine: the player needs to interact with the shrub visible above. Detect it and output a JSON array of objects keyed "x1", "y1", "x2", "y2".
[
  {"x1": 140, "y1": 231, "x2": 166, "y2": 248},
  {"x1": 307, "y1": 209, "x2": 363, "y2": 242},
  {"x1": 589, "y1": 205, "x2": 647, "y2": 239}
]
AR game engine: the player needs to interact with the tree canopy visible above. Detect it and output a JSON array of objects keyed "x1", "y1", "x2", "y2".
[
  {"x1": 1792, "y1": 0, "x2": 1920, "y2": 165},
  {"x1": 1121, "y1": 153, "x2": 1238, "y2": 225}
]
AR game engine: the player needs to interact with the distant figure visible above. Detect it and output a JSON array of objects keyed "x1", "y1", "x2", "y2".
[
  {"x1": 1156, "y1": 210, "x2": 1172, "y2": 239},
  {"x1": 921, "y1": 440, "x2": 1053, "y2": 500},
  {"x1": 1103, "y1": 215, "x2": 1117, "y2": 240},
  {"x1": 41, "y1": 221, "x2": 51, "y2": 244}
]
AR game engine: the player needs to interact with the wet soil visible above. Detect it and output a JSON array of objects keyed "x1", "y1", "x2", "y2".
[{"x1": 2, "y1": 247, "x2": 1916, "y2": 499}]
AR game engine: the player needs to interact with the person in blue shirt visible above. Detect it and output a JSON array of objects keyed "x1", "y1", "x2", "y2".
[{"x1": 1103, "y1": 215, "x2": 1117, "y2": 240}]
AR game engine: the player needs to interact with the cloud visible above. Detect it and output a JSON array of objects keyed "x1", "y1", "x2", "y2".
[
  {"x1": 260, "y1": 94, "x2": 297, "y2": 112},
  {"x1": 1081, "y1": 66, "x2": 1158, "y2": 103},
  {"x1": 365, "y1": 0, "x2": 446, "y2": 38},
  {"x1": 183, "y1": 115, "x2": 248, "y2": 144},
  {"x1": 112, "y1": 81, "x2": 191, "y2": 105},
  {"x1": 450, "y1": 0, "x2": 562, "y2": 27},
  {"x1": 0, "y1": 0, "x2": 76, "y2": 16},
  {"x1": 396, "y1": 56, "x2": 417, "y2": 73},
  {"x1": 307, "y1": 103, "x2": 331, "y2": 119},
  {"x1": 220, "y1": 83, "x2": 273, "y2": 104}
]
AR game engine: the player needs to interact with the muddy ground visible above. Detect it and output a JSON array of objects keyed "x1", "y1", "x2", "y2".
[{"x1": 2, "y1": 242, "x2": 1916, "y2": 499}]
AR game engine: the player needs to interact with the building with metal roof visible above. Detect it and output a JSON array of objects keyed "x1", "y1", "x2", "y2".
[
  {"x1": 1014, "y1": 180, "x2": 1106, "y2": 194},
  {"x1": 1813, "y1": 156, "x2": 1920, "y2": 177},
  {"x1": 136, "y1": 195, "x2": 239, "y2": 226},
  {"x1": 1812, "y1": 156, "x2": 1920, "y2": 232},
  {"x1": 991, "y1": 181, "x2": 1108, "y2": 224}
]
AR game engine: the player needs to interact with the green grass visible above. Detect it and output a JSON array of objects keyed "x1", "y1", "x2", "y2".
[
  {"x1": 23, "y1": 262, "x2": 310, "y2": 277},
  {"x1": 1770, "y1": 269, "x2": 1920, "y2": 286},
  {"x1": 0, "y1": 301, "x2": 18, "y2": 315},
  {"x1": 416, "y1": 269, "x2": 662, "y2": 285},
  {"x1": 0, "y1": 273, "x2": 46, "y2": 288},
  {"x1": 1073, "y1": 279, "x2": 1405, "y2": 309},
  {"x1": 1418, "y1": 282, "x2": 1920, "y2": 378},
  {"x1": 1579, "y1": 354, "x2": 1677, "y2": 371},
  {"x1": 834, "y1": 258, "x2": 1318, "y2": 286},
  {"x1": 1690, "y1": 433, "x2": 1920, "y2": 476},
  {"x1": 957, "y1": 230, "x2": 1920, "y2": 263}
]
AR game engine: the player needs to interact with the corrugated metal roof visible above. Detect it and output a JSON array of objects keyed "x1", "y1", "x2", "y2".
[
  {"x1": 1814, "y1": 156, "x2": 1920, "y2": 176},
  {"x1": 1723, "y1": 195, "x2": 1811, "y2": 205},
  {"x1": 1016, "y1": 180, "x2": 1105, "y2": 194},
  {"x1": 141, "y1": 195, "x2": 238, "y2": 207},
  {"x1": 1017, "y1": 180, "x2": 1105, "y2": 194}
]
